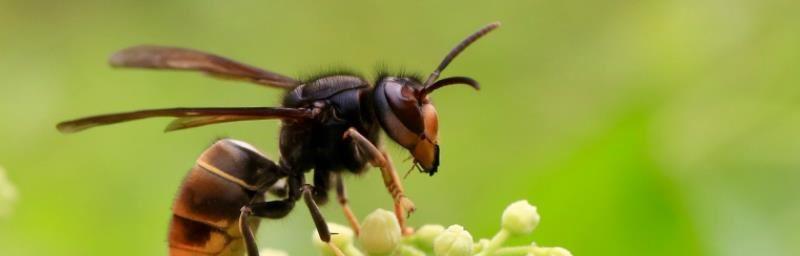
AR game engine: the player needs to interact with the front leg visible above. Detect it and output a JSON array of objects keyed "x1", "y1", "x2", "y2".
[{"x1": 343, "y1": 127, "x2": 416, "y2": 235}]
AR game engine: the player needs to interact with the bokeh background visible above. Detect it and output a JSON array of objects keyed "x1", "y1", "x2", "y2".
[{"x1": 1, "y1": 1, "x2": 799, "y2": 255}]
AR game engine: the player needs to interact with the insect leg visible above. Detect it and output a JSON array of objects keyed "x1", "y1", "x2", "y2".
[
  {"x1": 239, "y1": 198, "x2": 297, "y2": 256},
  {"x1": 238, "y1": 172, "x2": 302, "y2": 256},
  {"x1": 312, "y1": 169, "x2": 330, "y2": 205},
  {"x1": 343, "y1": 127, "x2": 416, "y2": 235},
  {"x1": 239, "y1": 207, "x2": 260, "y2": 256},
  {"x1": 303, "y1": 184, "x2": 345, "y2": 256},
  {"x1": 246, "y1": 200, "x2": 296, "y2": 218},
  {"x1": 237, "y1": 161, "x2": 297, "y2": 220},
  {"x1": 335, "y1": 173, "x2": 361, "y2": 235}
]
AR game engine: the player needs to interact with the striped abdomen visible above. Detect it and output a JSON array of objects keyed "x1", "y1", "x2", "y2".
[{"x1": 169, "y1": 139, "x2": 280, "y2": 256}]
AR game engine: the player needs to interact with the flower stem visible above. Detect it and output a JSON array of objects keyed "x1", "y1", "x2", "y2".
[
  {"x1": 475, "y1": 229, "x2": 510, "y2": 256},
  {"x1": 342, "y1": 244, "x2": 364, "y2": 256},
  {"x1": 397, "y1": 244, "x2": 425, "y2": 256},
  {"x1": 493, "y1": 246, "x2": 535, "y2": 255}
]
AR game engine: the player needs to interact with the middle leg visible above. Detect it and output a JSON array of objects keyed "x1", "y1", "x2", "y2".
[
  {"x1": 334, "y1": 173, "x2": 361, "y2": 235},
  {"x1": 301, "y1": 183, "x2": 345, "y2": 256},
  {"x1": 315, "y1": 170, "x2": 362, "y2": 235}
]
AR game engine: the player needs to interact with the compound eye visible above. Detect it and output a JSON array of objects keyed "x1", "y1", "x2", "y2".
[{"x1": 385, "y1": 83, "x2": 424, "y2": 134}]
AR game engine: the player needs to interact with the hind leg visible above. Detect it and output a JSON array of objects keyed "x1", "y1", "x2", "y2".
[{"x1": 238, "y1": 169, "x2": 301, "y2": 256}]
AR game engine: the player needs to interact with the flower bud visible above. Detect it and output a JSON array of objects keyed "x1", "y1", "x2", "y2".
[
  {"x1": 259, "y1": 248, "x2": 289, "y2": 256},
  {"x1": 413, "y1": 224, "x2": 445, "y2": 251},
  {"x1": 358, "y1": 209, "x2": 401, "y2": 255},
  {"x1": 547, "y1": 247, "x2": 573, "y2": 256},
  {"x1": 312, "y1": 223, "x2": 358, "y2": 256},
  {"x1": 501, "y1": 200, "x2": 539, "y2": 235},
  {"x1": 0, "y1": 166, "x2": 18, "y2": 218},
  {"x1": 528, "y1": 246, "x2": 573, "y2": 256},
  {"x1": 433, "y1": 225, "x2": 473, "y2": 256}
]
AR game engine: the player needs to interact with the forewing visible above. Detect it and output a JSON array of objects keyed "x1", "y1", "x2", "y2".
[
  {"x1": 57, "y1": 107, "x2": 312, "y2": 133},
  {"x1": 109, "y1": 45, "x2": 300, "y2": 88}
]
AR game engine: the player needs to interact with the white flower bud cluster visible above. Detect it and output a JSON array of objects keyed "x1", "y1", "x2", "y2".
[
  {"x1": 308, "y1": 200, "x2": 571, "y2": 256},
  {"x1": 502, "y1": 200, "x2": 540, "y2": 236},
  {"x1": 0, "y1": 166, "x2": 18, "y2": 218},
  {"x1": 433, "y1": 225, "x2": 473, "y2": 256},
  {"x1": 359, "y1": 209, "x2": 401, "y2": 255}
]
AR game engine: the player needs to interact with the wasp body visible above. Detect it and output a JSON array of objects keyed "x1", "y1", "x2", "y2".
[{"x1": 58, "y1": 22, "x2": 500, "y2": 256}]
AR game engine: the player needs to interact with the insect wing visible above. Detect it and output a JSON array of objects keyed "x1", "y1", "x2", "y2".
[
  {"x1": 110, "y1": 45, "x2": 301, "y2": 88},
  {"x1": 57, "y1": 107, "x2": 312, "y2": 133}
]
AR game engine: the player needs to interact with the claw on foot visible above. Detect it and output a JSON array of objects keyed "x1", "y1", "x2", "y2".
[{"x1": 400, "y1": 197, "x2": 416, "y2": 217}]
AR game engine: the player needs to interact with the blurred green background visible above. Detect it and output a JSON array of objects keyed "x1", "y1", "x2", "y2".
[{"x1": 1, "y1": 0, "x2": 799, "y2": 255}]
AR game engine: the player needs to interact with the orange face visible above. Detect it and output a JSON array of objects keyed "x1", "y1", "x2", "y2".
[
  {"x1": 411, "y1": 98, "x2": 440, "y2": 172},
  {"x1": 376, "y1": 22, "x2": 494, "y2": 175},
  {"x1": 374, "y1": 70, "x2": 481, "y2": 175},
  {"x1": 374, "y1": 78, "x2": 442, "y2": 175}
]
